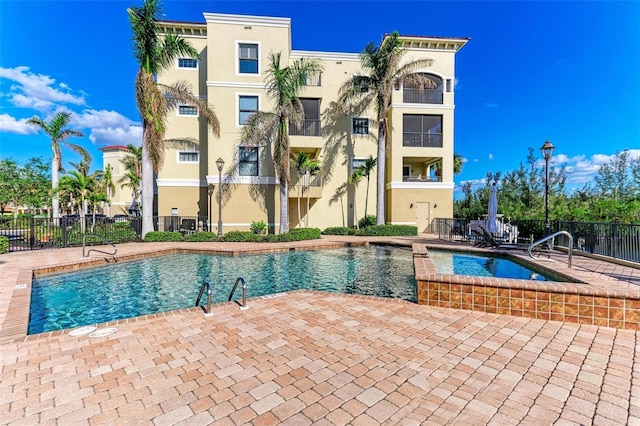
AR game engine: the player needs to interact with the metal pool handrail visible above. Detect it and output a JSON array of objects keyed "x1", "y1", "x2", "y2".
[
  {"x1": 229, "y1": 277, "x2": 248, "y2": 310},
  {"x1": 82, "y1": 234, "x2": 117, "y2": 258},
  {"x1": 528, "y1": 230, "x2": 573, "y2": 268},
  {"x1": 195, "y1": 282, "x2": 213, "y2": 317}
]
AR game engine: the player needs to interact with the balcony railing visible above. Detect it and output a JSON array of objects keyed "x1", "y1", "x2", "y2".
[
  {"x1": 402, "y1": 175, "x2": 441, "y2": 183},
  {"x1": 403, "y1": 132, "x2": 443, "y2": 147},
  {"x1": 403, "y1": 88, "x2": 443, "y2": 104},
  {"x1": 289, "y1": 119, "x2": 321, "y2": 137},
  {"x1": 293, "y1": 175, "x2": 323, "y2": 187}
]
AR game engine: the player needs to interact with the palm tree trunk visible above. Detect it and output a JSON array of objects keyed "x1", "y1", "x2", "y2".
[
  {"x1": 279, "y1": 181, "x2": 289, "y2": 234},
  {"x1": 376, "y1": 123, "x2": 386, "y2": 225},
  {"x1": 297, "y1": 180, "x2": 302, "y2": 229},
  {"x1": 106, "y1": 188, "x2": 111, "y2": 217},
  {"x1": 141, "y1": 133, "x2": 154, "y2": 238},
  {"x1": 51, "y1": 156, "x2": 60, "y2": 222},
  {"x1": 305, "y1": 172, "x2": 310, "y2": 228},
  {"x1": 364, "y1": 176, "x2": 370, "y2": 218}
]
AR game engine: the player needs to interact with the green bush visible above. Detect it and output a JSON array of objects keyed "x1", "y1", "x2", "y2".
[
  {"x1": 250, "y1": 220, "x2": 268, "y2": 235},
  {"x1": 184, "y1": 232, "x2": 219, "y2": 242},
  {"x1": 322, "y1": 226, "x2": 350, "y2": 235},
  {"x1": 354, "y1": 224, "x2": 418, "y2": 236},
  {"x1": 222, "y1": 231, "x2": 263, "y2": 242},
  {"x1": 144, "y1": 231, "x2": 184, "y2": 242},
  {"x1": 358, "y1": 215, "x2": 377, "y2": 229},
  {"x1": 0, "y1": 236, "x2": 8, "y2": 254},
  {"x1": 287, "y1": 228, "x2": 321, "y2": 240}
]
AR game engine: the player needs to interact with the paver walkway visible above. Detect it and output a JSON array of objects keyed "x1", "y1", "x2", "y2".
[{"x1": 1, "y1": 237, "x2": 639, "y2": 425}]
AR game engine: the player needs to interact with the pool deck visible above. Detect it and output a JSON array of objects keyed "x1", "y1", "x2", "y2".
[{"x1": 1, "y1": 235, "x2": 639, "y2": 424}]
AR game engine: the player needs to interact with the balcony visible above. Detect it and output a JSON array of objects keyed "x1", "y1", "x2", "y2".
[
  {"x1": 403, "y1": 132, "x2": 443, "y2": 148},
  {"x1": 289, "y1": 119, "x2": 321, "y2": 137},
  {"x1": 403, "y1": 88, "x2": 443, "y2": 104},
  {"x1": 403, "y1": 175, "x2": 441, "y2": 183},
  {"x1": 289, "y1": 175, "x2": 323, "y2": 199}
]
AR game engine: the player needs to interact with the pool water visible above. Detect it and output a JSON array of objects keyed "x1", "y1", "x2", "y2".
[
  {"x1": 29, "y1": 246, "x2": 416, "y2": 334},
  {"x1": 428, "y1": 249, "x2": 564, "y2": 281}
]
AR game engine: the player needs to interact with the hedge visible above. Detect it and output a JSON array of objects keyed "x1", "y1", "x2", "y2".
[
  {"x1": 355, "y1": 224, "x2": 418, "y2": 236},
  {"x1": 321, "y1": 227, "x2": 351, "y2": 236},
  {"x1": 144, "y1": 231, "x2": 184, "y2": 242},
  {"x1": 0, "y1": 236, "x2": 8, "y2": 254}
]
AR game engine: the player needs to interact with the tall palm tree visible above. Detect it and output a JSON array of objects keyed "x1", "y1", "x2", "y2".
[
  {"x1": 359, "y1": 155, "x2": 377, "y2": 218},
  {"x1": 241, "y1": 52, "x2": 323, "y2": 233},
  {"x1": 305, "y1": 160, "x2": 321, "y2": 228},
  {"x1": 100, "y1": 165, "x2": 116, "y2": 216},
  {"x1": 121, "y1": 144, "x2": 142, "y2": 179},
  {"x1": 128, "y1": 0, "x2": 220, "y2": 237},
  {"x1": 27, "y1": 112, "x2": 87, "y2": 221},
  {"x1": 349, "y1": 169, "x2": 363, "y2": 229},
  {"x1": 119, "y1": 171, "x2": 141, "y2": 209},
  {"x1": 453, "y1": 153, "x2": 464, "y2": 175},
  {"x1": 338, "y1": 31, "x2": 434, "y2": 225},
  {"x1": 292, "y1": 152, "x2": 311, "y2": 228}
]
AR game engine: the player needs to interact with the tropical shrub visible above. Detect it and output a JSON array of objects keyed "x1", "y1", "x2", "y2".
[
  {"x1": 144, "y1": 231, "x2": 184, "y2": 242},
  {"x1": 322, "y1": 227, "x2": 351, "y2": 235},
  {"x1": 250, "y1": 220, "x2": 268, "y2": 235},
  {"x1": 0, "y1": 236, "x2": 8, "y2": 254},
  {"x1": 184, "y1": 232, "x2": 219, "y2": 242},
  {"x1": 287, "y1": 228, "x2": 321, "y2": 240},
  {"x1": 222, "y1": 231, "x2": 263, "y2": 242},
  {"x1": 355, "y1": 225, "x2": 418, "y2": 236},
  {"x1": 358, "y1": 215, "x2": 377, "y2": 229}
]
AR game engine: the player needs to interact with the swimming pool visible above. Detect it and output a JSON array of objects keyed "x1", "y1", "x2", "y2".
[
  {"x1": 29, "y1": 246, "x2": 416, "y2": 334},
  {"x1": 427, "y1": 249, "x2": 566, "y2": 281}
]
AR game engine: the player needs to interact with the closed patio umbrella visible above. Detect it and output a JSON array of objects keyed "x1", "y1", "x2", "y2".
[{"x1": 487, "y1": 183, "x2": 498, "y2": 234}]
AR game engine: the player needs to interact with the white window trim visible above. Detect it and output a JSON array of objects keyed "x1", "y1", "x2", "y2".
[
  {"x1": 236, "y1": 93, "x2": 261, "y2": 127},
  {"x1": 350, "y1": 116, "x2": 370, "y2": 136},
  {"x1": 236, "y1": 40, "x2": 261, "y2": 77},
  {"x1": 237, "y1": 145, "x2": 262, "y2": 177},
  {"x1": 177, "y1": 105, "x2": 199, "y2": 117},
  {"x1": 176, "y1": 58, "x2": 198, "y2": 70},
  {"x1": 176, "y1": 151, "x2": 199, "y2": 164}
]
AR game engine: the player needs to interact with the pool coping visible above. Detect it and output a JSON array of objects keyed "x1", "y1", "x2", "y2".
[{"x1": 3, "y1": 238, "x2": 639, "y2": 344}]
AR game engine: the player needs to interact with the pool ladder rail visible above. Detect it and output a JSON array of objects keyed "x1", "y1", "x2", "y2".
[
  {"x1": 196, "y1": 277, "x2": 247, "y2": 317},
  {"x1": 82, "y1": 234, "x2": 117, "y2": 258},
  {"x1": 528, "y1": 230, "x2": 573, "y2": 268}
]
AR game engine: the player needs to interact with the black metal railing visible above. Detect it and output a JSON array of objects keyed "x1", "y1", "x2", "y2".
[
  {"x1": 402, "y1": 132, "x2": 443, "y2": 148},
  {"x1": 428, "y1": 218, "x2": 640, "y2": 263},
  {"x1": 289, "y1": 119, "x2": 321, "y2": 137},
  {"x1": 403, "y1": 88, "x2": 443, "y2": 104}
]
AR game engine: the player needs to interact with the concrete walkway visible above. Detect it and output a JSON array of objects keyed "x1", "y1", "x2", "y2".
[{"x1": 1, "y1": 237, "x2": 639, "y2": 425}]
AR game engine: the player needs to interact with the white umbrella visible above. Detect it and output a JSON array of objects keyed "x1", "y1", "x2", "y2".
[{"x1": 487, "y1": 183, "x2": 498, "y2": 234}]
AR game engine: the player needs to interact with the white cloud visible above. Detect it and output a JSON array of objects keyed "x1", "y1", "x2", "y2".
[
  {"x1": 88, "y1": 126, "x2": 143, "y2": 146},
  {"x1": 0, "y1": 113, "x2": 38, "y2": 135},
  {"x1": 70, "y1": 109, "x2": 142, "y2": 146},
  {"x1": 488, "y1": 153, "x2": 494, "y2": 160},
  {"x1": 0, "y1": 66, "x2": 86, "y2": 112}
]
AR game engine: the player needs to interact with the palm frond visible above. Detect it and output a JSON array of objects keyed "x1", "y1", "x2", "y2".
[{"x1": 160, "y1": 81, "x2": 220, "y2": 137}]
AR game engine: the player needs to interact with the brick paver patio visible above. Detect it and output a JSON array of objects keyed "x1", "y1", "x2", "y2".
[{"x1": 1, "y1": 237, "x2": 639, "y2": 425}]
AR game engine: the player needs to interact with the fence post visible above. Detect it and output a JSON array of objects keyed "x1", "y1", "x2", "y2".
[
  {"x1": 29, "y1": 216, "x2": 35, "y2": 250},
  {"x1": 612, "y1": 222, "x2": 618, "y2": 259},
  {"x1": 62, "y1": 218, "x2": 67, "y2": 248}
]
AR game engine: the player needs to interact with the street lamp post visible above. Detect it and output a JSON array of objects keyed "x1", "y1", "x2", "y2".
[
  {"x1": 216, "y1": 157, "x2": 225, "y2": 237},
  {"x1": 208, "y1": 184, "x2": 214, "y2": 232},
  {"x1": 540, "y1": 140, "x2": 555, "y2": 242}
]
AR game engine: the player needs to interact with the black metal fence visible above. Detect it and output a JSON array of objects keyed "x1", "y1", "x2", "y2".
[{"x1": 428, "y1": 218, "x2": 640, "y2": 263}]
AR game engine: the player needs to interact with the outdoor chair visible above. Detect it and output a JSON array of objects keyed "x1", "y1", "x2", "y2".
[{"x1": 180, "y1": 219, "x2": 197, "y2": 235}]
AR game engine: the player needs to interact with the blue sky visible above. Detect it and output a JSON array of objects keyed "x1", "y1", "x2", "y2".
[{"x1": 1, "y1": 0, "x2": 639, "y2": 197}]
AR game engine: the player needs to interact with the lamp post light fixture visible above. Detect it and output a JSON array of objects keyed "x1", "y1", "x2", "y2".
[
  {"x1": 216, "y1": 157, "x2": 225, "y2": 237},
  {"x1": 207, "y1": 184, "x2": 214, "y2": 232},
  {"x1": 540, "y1": 140, "x2": 555, "y2": 242}
]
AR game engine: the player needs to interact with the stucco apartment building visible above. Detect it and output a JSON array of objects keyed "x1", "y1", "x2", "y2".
[{"x1": 104, "y1": 12, "x2": 468, "y2": 233}]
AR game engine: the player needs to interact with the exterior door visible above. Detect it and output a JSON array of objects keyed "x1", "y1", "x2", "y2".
[{"x1": 415, "y1": 202, "x2": 430, "y2": 233}]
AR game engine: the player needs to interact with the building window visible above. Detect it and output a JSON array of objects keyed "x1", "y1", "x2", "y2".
[
  {"x1": 351, "y1": 157, "x2": 366, "y2": 172},
  {"x1": 178, "y1": 105, "x2": 198, "y2": 116},
  {"x1": 178, "y1": 151, "x2": 199, "y2": 163},
  {"x1": 178, "y1": 58, "x2": 198, "y2": 69},
  {"x1": 352, "y1": 117, "x2": 369, "y2": 135},
  {"x1": 403, "y1": 114, "x2": 443, "y2": 147},
  {"x1": 239, "y1": 43, "x2": 258, "y2": 74},
  {"x1": 289, "y1": 98, "x2": 321, "y2": 136},
  {"x1": 239, "y1": 146, "x2": 259, "y2": 176},
  {"x1": 239, "y1": 95, "x2": 258, "y2": 125},
  {"x1": 446, "y1": 79, "x2": 453, "y2": 92}
]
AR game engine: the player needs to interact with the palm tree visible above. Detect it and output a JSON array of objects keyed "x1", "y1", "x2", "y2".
[
  {"x1": 349, "y1": 169, "x2": 363, "y2": 229},
  {"x1": 59, "y1": 170, "x2": 95, "y2": 232},
  {"x1": 305, "y1": 160, "x2": 321, "y2": 228},
  {"x1": 100, "y1": 165, "x2": 116, "y2": 216},
  {"x1": 128, "y1": 0, "x2": 220, "y2": 237},
  {"x1": 338, "y1": 31, "x2": 434, "y2": 225},
  {"x1": 359, "y1": 155, "x2": 377, "y2": 218},
  {"x1": 454, "y1": 153, "x2": 464, "y2": 175},
  {"x1": 241, "y1": 52, "x2": 323, "y2": 233},
  {"x1": 121, "y1": 144, "x2": 142, "y2": 178},
  {"x1": 119, "y1": 171, "x2": 141, "y2": 210},
  {"x1": 27, "y1": 112, "x2": 87, "y2": 221},
  {"x1": 292, "y1": 152, "x2": 311, "y2": 228}
]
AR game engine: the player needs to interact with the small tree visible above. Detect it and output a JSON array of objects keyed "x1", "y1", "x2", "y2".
[{"x1": 349, "y1": 169, "x2": 363, "y2": 229}]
